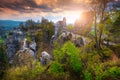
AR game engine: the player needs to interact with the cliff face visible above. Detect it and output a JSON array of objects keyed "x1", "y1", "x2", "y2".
[
  {"x1": 14, "y1": 38, "x2": 37, "y2": 66},
  {"x1": 14, "y1": 49, "x2": 35, "y2": 66},
  {"x1": 6, "y1": 29, "x2": 23, "y2": 64},
  {"x1": 6, "y1": 29, "x2": 37, "y2": 65}
]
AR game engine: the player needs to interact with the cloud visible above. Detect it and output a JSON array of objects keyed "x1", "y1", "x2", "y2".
[
  {"x1": 0, "y1": 0, "x2": 89, "y2": 23},
  {"x1": 0, "y1": 0, "x2": 54, "y2": 13},
  {"x1": 0, "y1": 0, "x2": 87, "y2": 13}
]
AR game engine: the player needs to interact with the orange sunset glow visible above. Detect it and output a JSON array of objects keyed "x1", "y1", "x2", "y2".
[{"x1": 0, "y1": 0, "x2": 88, "y2": 23}]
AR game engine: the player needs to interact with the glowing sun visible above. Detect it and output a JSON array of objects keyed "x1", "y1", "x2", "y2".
[{"x1": 65, "y1": 11, "x2": 82, "y2": 24}]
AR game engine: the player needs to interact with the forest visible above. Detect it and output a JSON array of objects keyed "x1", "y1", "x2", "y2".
[{"x1": 0, "y1": 0, "x2": 120, "y2": 80}]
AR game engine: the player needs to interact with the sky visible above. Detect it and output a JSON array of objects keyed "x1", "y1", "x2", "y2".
[
  {"x1": 0, "y1": 0, "x2": 120, "y2": 24},
  {"x1": 0, "y1": 0, "x2": 89, "y2": 24}
]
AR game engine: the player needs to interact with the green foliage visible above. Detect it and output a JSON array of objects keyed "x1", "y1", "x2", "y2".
[
  {"x1": 80, "y1": 46, "x2": 118, "y2": 80},
  {"x1": 94, "y1": 64, "x2": 103, "y2": 80},
  {"x1": 62, "y1": 41, "x2": 79, "y2": 56},
  {"x1": 5, "y1": 62, "x2": 45, "y2": 80},
  {"x1": 84, "y1": 70, "x2": 93, "y2": 80},
  {"x1": 0, "y1": 44, "x2": 8, "y2": 79},
  {"x1": 54, "y1": 41, "x2": 80, "y2": 61},
  {"x1": 54, "y1": 41, "x2": 83, "y2": 75},
  {"x1": 82, "y1": 53, "x2": 103, "y2": 80},
  {"x1": 67, "y1": 24, "x2": 73, "y2": 31},
  {"x1": 27, "y1": 62, "x2": 45, "y2": 79},
  {"x1": 64, "y1": 42, "x2": 83, "y2": 74},
  {"x1": 42, "y1": 22, "x2": 54, "y2": 39},
  {"x1": 34, "y1": 21, "x2": 54, "y2": 42},
  {"x1": 35, "y1": 31, "x2": 44, "y2": 42},
  {"x1": 26, "y1": 36, "x2": 31, "y2": 42},
  {"x1": 49, "y1": 61, "x2": 64, "y2": 76},
  {"x1": 0, "y1": 38, "x2": 4, "y2": 43},
  {"x1": 53, "y1": 39, "x2": 118, "y2": 79},
  {"x1": 112, "y1": 44, "x2": 120, "y2": 57},
  {"x1": 82, "y1": 41, "x2": 95, "y2": 53},
  {"x1": 0, "y1": 26, "x2": 7, "y2": 40},
  {"x1": 68, "y1": 54, "x2": 82, "y2": 74},
  {"x1": 103, "y1": 66, "x2": 120, "y2": 79},
  {"x1": 26, "y1": 32, "x2": 32, "y2": 43},
  {"x1": 108, "y1": 11, "x2": 120, "y2": 42},
  {"x1": 0, "y1": 44, "x2": 8, "y2": 65},
  {"x1": 113, "y1": 11, "x2": 120, "y2": 27},
  {"x1": 83, "y1": 54, "x2": 102, "y2": 80},
  {"x1": 25, "y1": 19, "x2": 36, "y2": 30},
  {"x1": 102, "y1": 47, "x2": 112, "y2": 58}
]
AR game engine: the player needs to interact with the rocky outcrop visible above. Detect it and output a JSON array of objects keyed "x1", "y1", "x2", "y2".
[
  {"x1": 74, "y1": 37, "x2": 84, "y2": 47},
  {"x1": 53, "y1": 17, "x2": 66, "y2": 39},
  {"x1": 6, "y1": 29, "x2": 23, "y2": 64},
  {"x1": 6, "y1": 40, "x2": 19, "y2": 64},
  {"x1": 50, "y1": 17, "x2": 66, "y2": 46},
  {"x1": 57, "y1": 31, "x2": 73, "y2": 45},
  {"x1": 6, "y1": 28, "x2": 37, "y2": 65},
  {"x1": 29, "y1": 41, "x2": 37, "y2": 57},
  {"x1": 40, "y1": 51, "x2": 52, "y2": 65},
  {"x1": 14, "y1": 49, "x2": 35, "y2": 66},
  {"x1": 14, "y1": 38, "x2": 37, "y2": 65}
]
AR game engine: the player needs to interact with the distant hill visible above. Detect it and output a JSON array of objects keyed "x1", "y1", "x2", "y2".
[{"x1": 0, "y1": 20, "x2": 24, "y2": 30}]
